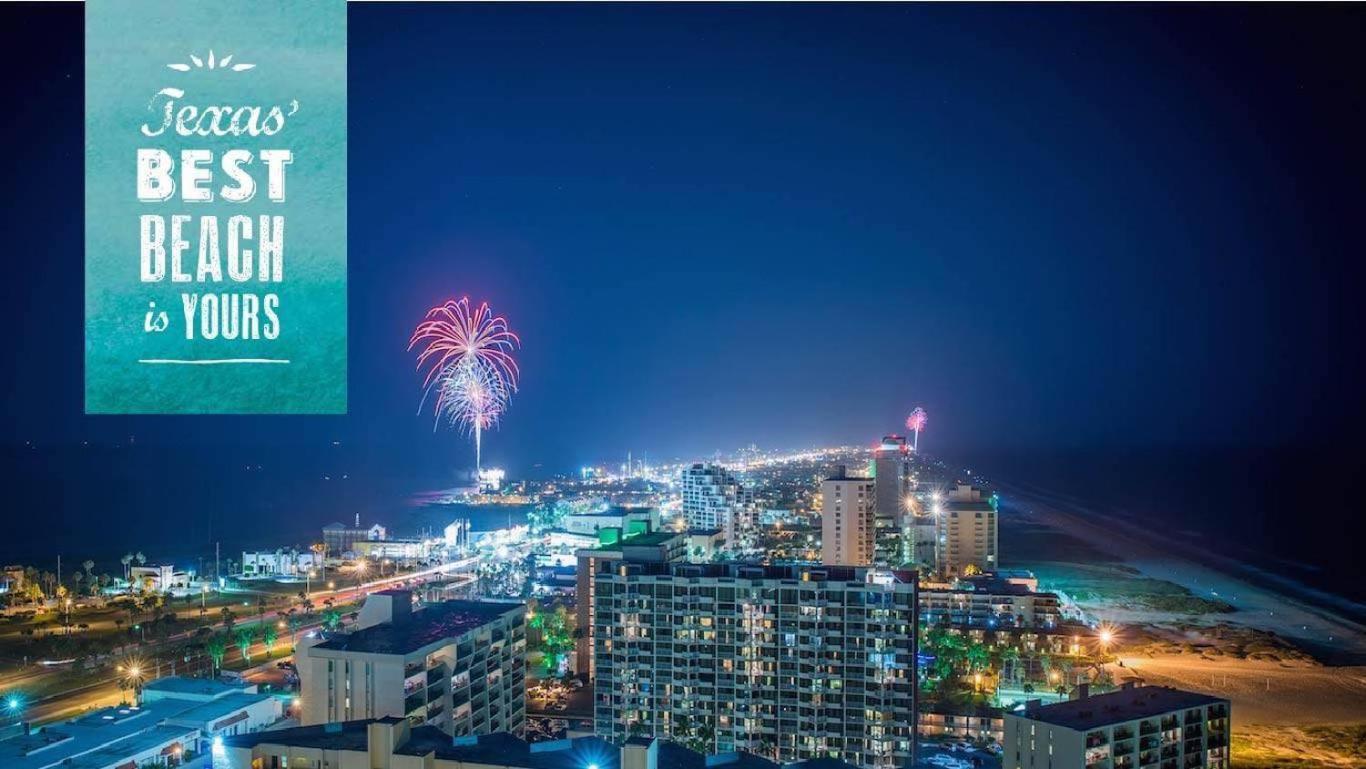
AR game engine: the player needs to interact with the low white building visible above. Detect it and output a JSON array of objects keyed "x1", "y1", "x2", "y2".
[
  {"x1": 353, "y1": 538, "x2": 435, "y2": 562},
  {"x1": 241, "y1": 550, "x2": 318, "y2": 578},
  {"x1": 128, "y1": 565, "x2": 190, "y2": 593},
  {"x1": 2, "y1": 676, "x2": 281, "y2": 769}
]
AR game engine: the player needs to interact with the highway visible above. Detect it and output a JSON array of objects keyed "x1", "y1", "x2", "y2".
[{"x1": 12, "y1": 565, "x2": 478, "y2": 726}]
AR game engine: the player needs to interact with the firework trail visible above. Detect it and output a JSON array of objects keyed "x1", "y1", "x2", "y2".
[
  {"x1": 906, "y1": 407, "x2": 927, "y2": 451},
  {"x1": 410, "y1": 298, "x2": 520, "y2": 471}
]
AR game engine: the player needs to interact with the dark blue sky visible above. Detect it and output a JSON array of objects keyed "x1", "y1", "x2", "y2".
[{"x1": 2, "y1": 3, "x2": 1363, "y2": 479}]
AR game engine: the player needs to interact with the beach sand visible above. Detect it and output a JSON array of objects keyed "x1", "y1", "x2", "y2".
[
  {"x1": 999, "y1": 481, "x2": 1366, "y2": 663},
  {"x1": 995, "y1": 480, "x2": 1366, "y2": 765}
]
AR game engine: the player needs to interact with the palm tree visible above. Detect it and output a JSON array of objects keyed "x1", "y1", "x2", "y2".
[
  {"x1": 120, "y1": 553, "x2": 133, "y2": 585},
  {"x1": 234, "y1": 625, "x2": 257, "y2": 663},
  {"x1": 262, "y1": 623, "x2": 279, "y2": 655},
  {"x1": 206, "y1": 633, "x2": 228, "y2": 673},
  {"x1": 286, "y1": 611, "x2": 302, "y2": 648},
  {"x1": 1002, "y1": 647, "x2": 1022, "y2": 687}
]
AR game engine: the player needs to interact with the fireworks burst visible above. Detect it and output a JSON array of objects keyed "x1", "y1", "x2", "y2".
[
  {"x1": 410, "y1": 298, "x2": 520, "y2": 393},
  {"x1": 438, "y1": 358, "x2": 509, "y2": 435},
  {"x1": 906, "y1": 407, "x2": 927, "y2": 451},
  {"x1": 410, "y1": 297, "x2": 520, "y2": 471}
]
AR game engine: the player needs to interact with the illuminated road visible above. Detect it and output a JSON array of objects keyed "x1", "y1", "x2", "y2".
[{"x1": 19, "y1": 569, "x2": 477, "y2": 727}]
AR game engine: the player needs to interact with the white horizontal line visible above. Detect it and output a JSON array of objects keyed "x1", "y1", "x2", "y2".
[{"x1": 137, "y1": 359, "x2": 291, "y2": 365}]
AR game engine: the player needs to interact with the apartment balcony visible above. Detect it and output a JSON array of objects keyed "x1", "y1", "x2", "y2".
[
  {"x1": 405, "y1": 692, "x2": 426, "y2": 714},
  {"x1": 427, "y1": 663, "x2": 448, "y2": 685}
]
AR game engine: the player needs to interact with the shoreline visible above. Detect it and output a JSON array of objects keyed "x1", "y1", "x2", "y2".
[{"x1": 996, "y1": 480, "x2": 1366, "y2": 666}]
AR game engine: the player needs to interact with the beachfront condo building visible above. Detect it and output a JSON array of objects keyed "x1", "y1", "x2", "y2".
[
  {"x1": 822, "y1": 465, "x2": 878, "y2": 566},
  {"x1": 1003, "y1": 684, "x2": 1230, "y2": 769},
  {"x1": 681, "y1": 463, "x2": 759, "y2": 549},
  {"x1": 920, "y1": 577, "x2": 1063, "y2": 630},
  {"x1": 591, "y1": 559, "x2": 919, "y2": 769},
  {"x1": 936, "y1": 483, "x2": 999, "y2": 578},
  {"x1": 574, "y1": 526, "x2": 688, "y2": 679},
  {"x1": 873, "y1": 435, "x2": 910, "y2": 528},
  {"x1": 296, "y1": 590, "x2": 526, "y2": 737}
]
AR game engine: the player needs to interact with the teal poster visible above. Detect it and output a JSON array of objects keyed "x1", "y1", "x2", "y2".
[{"x1": 85, "y1": 0, "x2": 347, "y2": 413}]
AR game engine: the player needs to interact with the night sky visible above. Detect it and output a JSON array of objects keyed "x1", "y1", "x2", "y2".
[{"x1": 1, "y1": 4, "x2": 1363, "y2": 493}]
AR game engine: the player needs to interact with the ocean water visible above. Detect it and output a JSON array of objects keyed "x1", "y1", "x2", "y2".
[{"x1": 969, "y1": 445, "x2": 1364, "y2": 606}]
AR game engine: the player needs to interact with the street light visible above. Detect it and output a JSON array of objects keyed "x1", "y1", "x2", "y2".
[
  {"x1": 354, "y1": 560, "x2": 369, "y2": 597},
  {"x1": 118, "y1": 662, "x2": 146, "y2": 705},
  {"x1": 1097, "y1": 625, "x2": 1117, "y2": 653}
]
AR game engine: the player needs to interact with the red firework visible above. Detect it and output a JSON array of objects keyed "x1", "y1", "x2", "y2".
[
  {"x1": 409, "y1": 297, "x2": 521, "y2": 396},
  {"x1": 905, "y1": 407, "x2": 927, "y2": 433}
]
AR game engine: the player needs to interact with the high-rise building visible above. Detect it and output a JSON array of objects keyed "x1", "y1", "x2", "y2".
[
  {"x1": 873, "y1": 436, "x2": 909, "y2": 528},
  {"x1": 296, "y1": 591, "x2": 526, "y2": 736},
  {"x1": 680, "y1": 464, "x2": 758, "y2": 549},
  {"x1": 574, "y1": 527, "x2": 687, "y2": 679},
  {"x1": 1003, "y1": 684, "x2": 1231, "y2": 769},
  {"x1": 821, "y1": 465, "x2": 877, "y2": 566},
  {"x1": 591, "y1": 560, "x2": 918, "y2": 769},
  {"x1": 936, "y1": 484, "x2": 998, "y2": 578}
]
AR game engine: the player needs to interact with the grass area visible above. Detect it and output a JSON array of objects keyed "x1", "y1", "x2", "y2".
[
  {"x1": 1026, "y1": 562, "x2": 1235, "y2": 615},
  {"x1": 1232, "y1": 724, "x2": 1366, "y2": 768},
  {"x1": 1123, "y1": 623, "x2": 1315, "y2": 664},
  {"x1": 7, "y1": 666, "x2": 109, "y2": 700}
]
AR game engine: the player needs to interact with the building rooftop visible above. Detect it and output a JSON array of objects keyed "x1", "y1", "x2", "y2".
[
  {"x1": 5, "y1": 700, "x2": 187, "y2": 769},
  {"x1": 1018, "y1": 686, "x2": 1227, "y2": 730},
  {"x1": 313, "y1": 599, "x2": 522, "y2": 654},
  {"x1": 228, "y1": 725, "x2": 856, "y2": 769},
  {"x1": 597, "y1": 559, "x2": 918, "y2": 585},
  {"x1": 61, "y1": 725, "x2": 197, "y2": 769},
  {"x1": 161, "y1": 692, "x2": 278, "y2": 726},
  {"x1": 583, "y1": 531, "x2": 682, "y2": 553},
  {"x1": 141, "y1": 675, "x2": 245, "y2": 698},
  {"x1": 923, "y1": 580, "x2": 1057, "y2": 598},
  {"x1": 223, "y1": 717, "x2": 403, "y2": 752}
]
